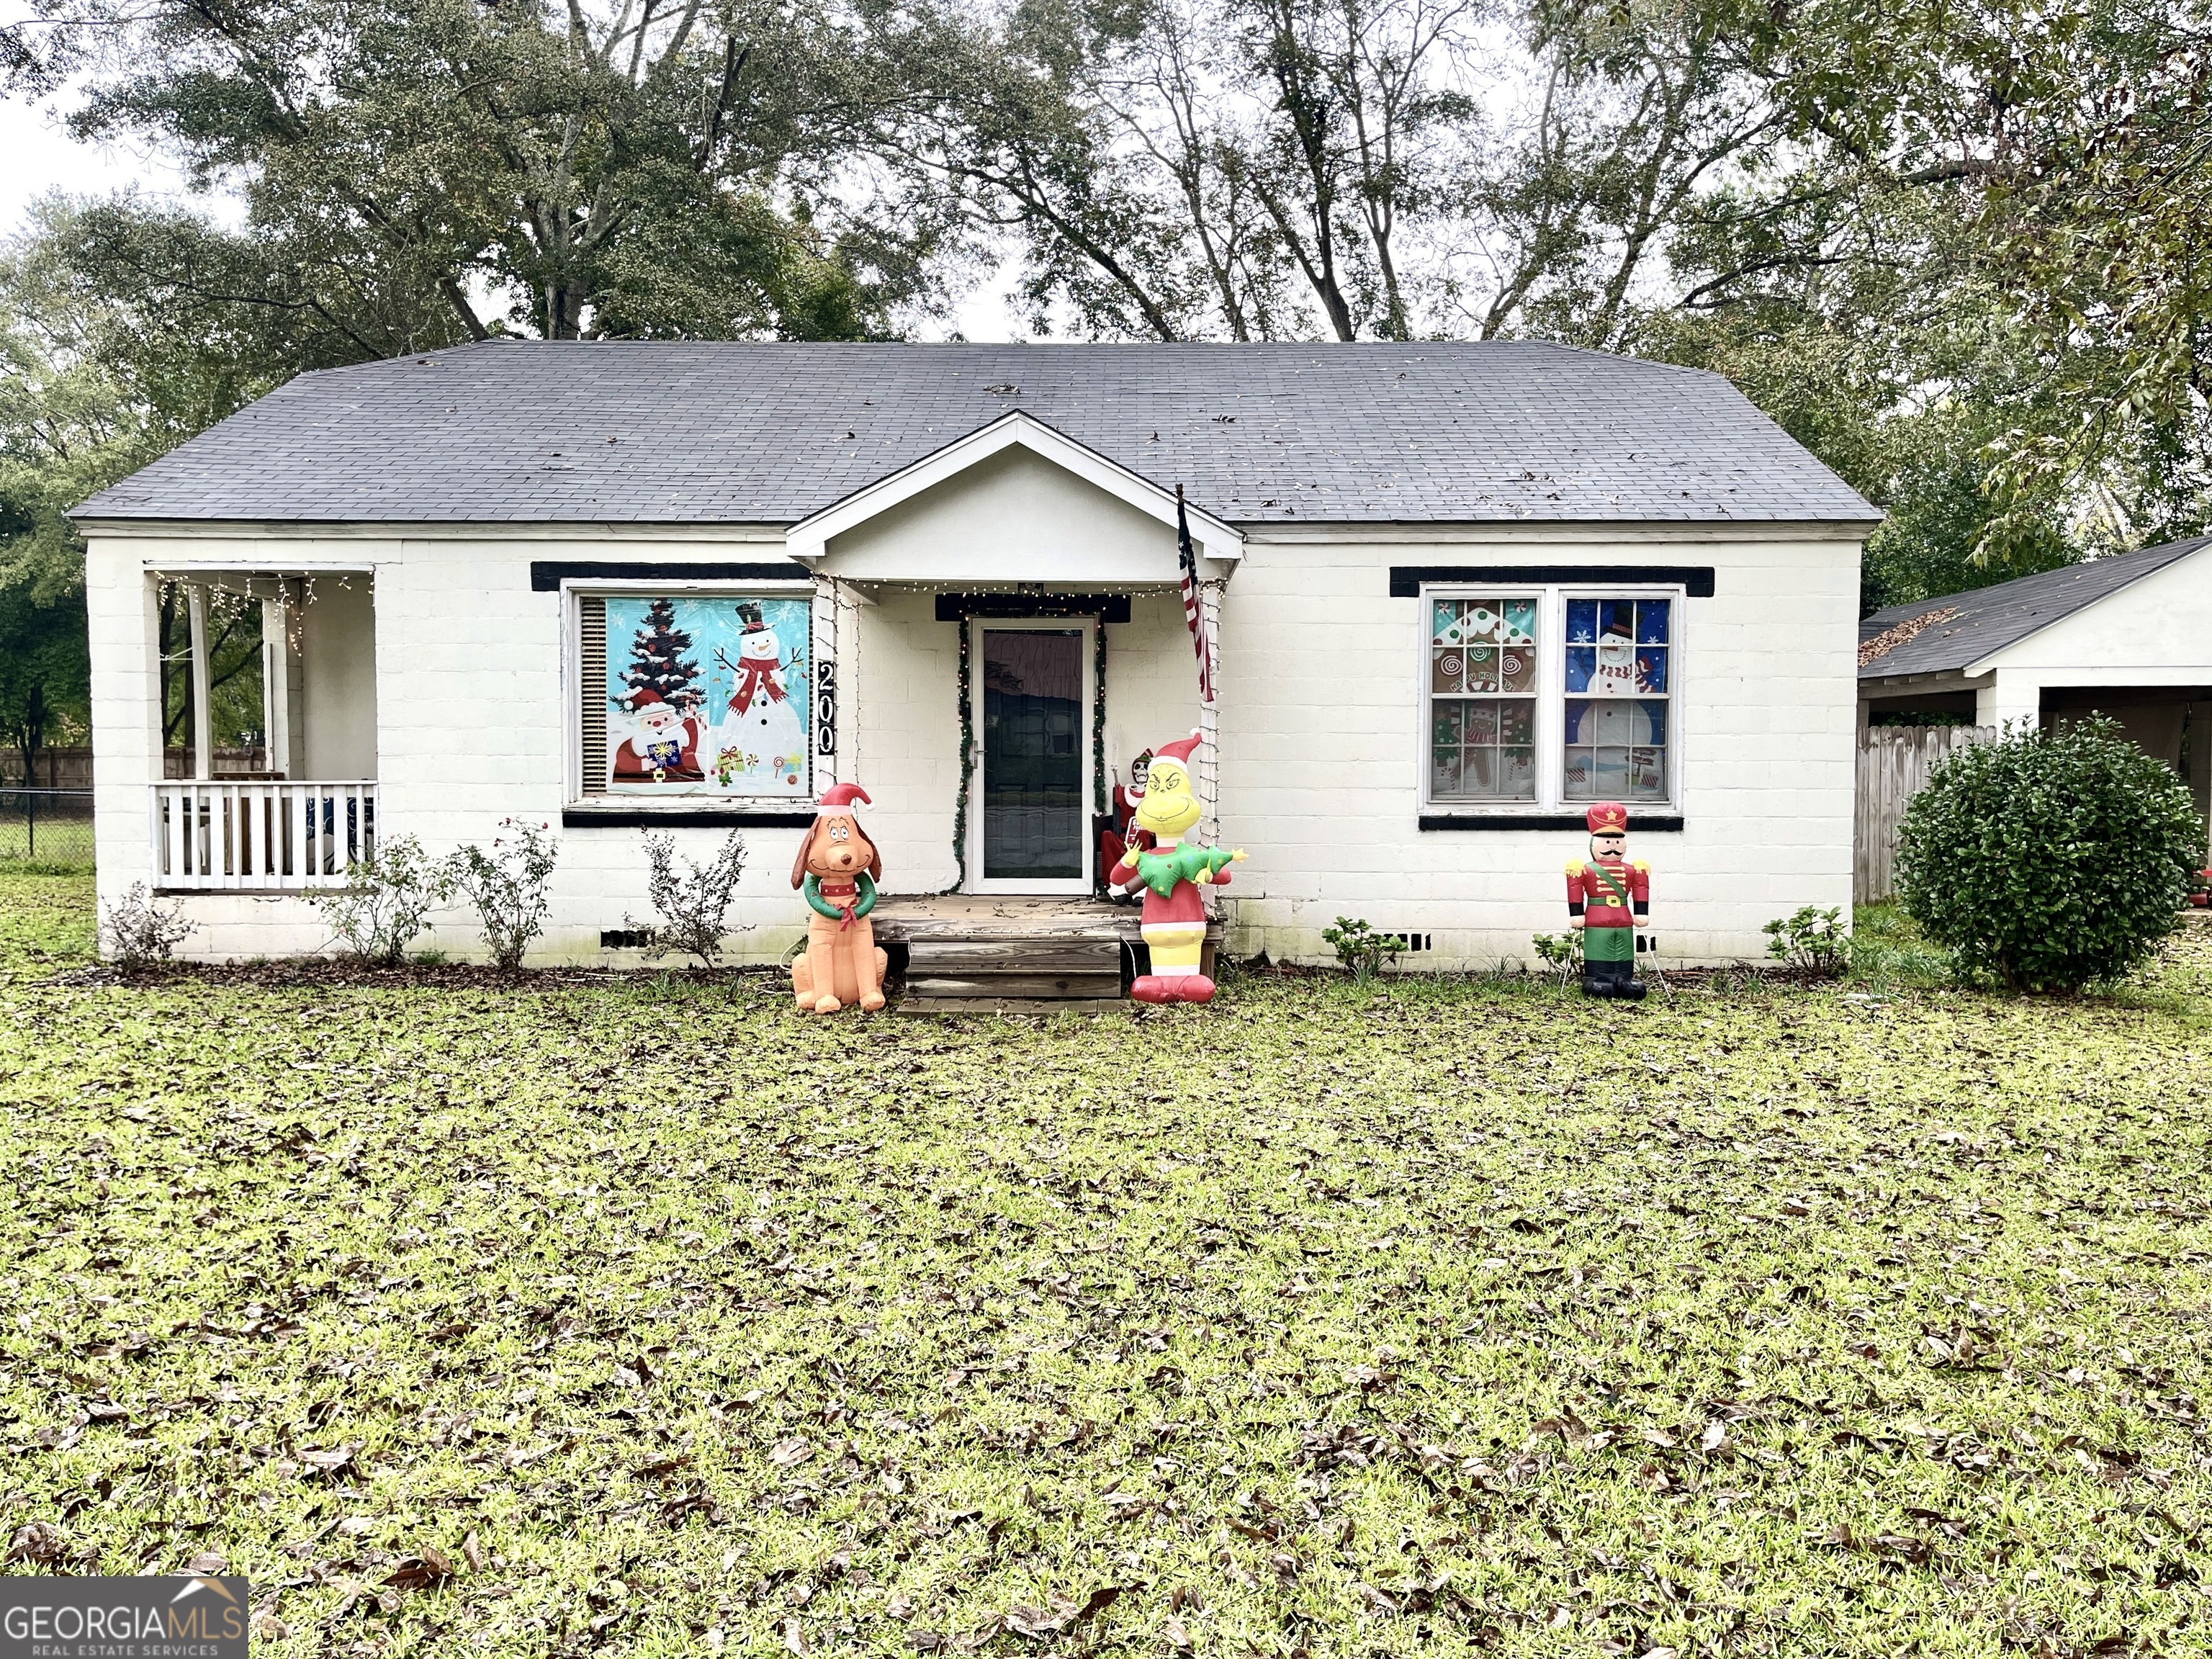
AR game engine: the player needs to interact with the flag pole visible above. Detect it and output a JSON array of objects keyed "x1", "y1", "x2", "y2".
[{"x1": 1177, "y1": 483, "x2": 1222, "y2": 845}]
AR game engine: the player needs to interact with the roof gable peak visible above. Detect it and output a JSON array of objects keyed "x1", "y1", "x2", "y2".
[{"x1": 784, "y1": 410, "x2": 1243, "y2": 565}]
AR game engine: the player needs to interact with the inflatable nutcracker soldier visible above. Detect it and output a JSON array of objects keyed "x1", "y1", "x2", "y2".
[
  {"x1": 1108, "y1": 732, "x2": 1244, "y2": 1004},
  {"x1": 1565, "y1": 801, "x2": 1650, "y2": 999}
]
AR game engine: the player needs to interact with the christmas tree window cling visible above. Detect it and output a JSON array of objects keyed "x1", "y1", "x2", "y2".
[
  {"x1": 1564, "y1": 597, "x2": 1670, "y2": 801},
  {"x1": 598, "y1": 595, "x2": 811, "y2": 796},
  {"x1": 1430, "y1": 595, "x2": 1538, "y2": 801}
]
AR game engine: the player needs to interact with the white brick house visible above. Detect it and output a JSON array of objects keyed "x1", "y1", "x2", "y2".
[{"x1": 74, "y1": 341, "x2": 1879, "y2": 969}]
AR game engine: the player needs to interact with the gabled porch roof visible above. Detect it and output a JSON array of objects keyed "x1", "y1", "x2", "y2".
[{"x1": 783, "y1": 411, "x2": 1244, "y2": 570}]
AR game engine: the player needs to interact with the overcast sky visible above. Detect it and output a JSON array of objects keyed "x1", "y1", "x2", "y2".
[{"x1": 0, "y1": 91, "x2": 1022, "y2": 340}]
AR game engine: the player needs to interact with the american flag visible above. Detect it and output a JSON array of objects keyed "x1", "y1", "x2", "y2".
[{"x1": 1177, "y1": 486, "x2": 1215, "y2": 704}]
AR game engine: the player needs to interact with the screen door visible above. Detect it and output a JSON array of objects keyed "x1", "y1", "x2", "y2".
[{"x1": 979, "y1": 626, "x2": 1087, "y2": 888}]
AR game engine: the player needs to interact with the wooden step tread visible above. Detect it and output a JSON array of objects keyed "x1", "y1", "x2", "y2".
[
  {"x1": 899, "y1": 997, "x2": 1126, "y2": 1017},
  {"x1": 907, "y1": 971, "x2": 1123, "y2": 1002},
  {"x1": 907, "y1": 938, "x2": 1123, "y2": 974}
]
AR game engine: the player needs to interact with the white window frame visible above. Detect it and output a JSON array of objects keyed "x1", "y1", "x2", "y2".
[
  {"x1": 1419, "y1": 580, "x2": 1683, "y2": 816},
  {"x1": 562, "y1": 577, "x2": 820, "y2": 810}
]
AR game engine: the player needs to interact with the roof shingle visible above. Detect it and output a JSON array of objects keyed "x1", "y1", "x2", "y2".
[
  {"x1": 1858, "y1": 536, "x2": 2212, "y2": 680},
  {"x1": 73, "y1": 339, "x2": 1880, "y2": 528}
]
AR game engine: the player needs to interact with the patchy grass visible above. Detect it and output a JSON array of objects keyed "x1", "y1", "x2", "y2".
[
  {"x1": 0, "y1": 868, "x2": 98, "y2": 981},
  {"x1": 1848, "y1": 904, "x2": 1955, "y2": 991},
  {"x1": 3, "y1": 874, "x2": 2211, "y2": 1658}
]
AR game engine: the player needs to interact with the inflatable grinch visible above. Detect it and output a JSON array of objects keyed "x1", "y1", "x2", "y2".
[{"x1": 1107, "y1": 731, "x2": 1244, "y2": 1004}]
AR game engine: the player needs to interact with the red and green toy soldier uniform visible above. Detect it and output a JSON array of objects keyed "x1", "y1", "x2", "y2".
[{"x1": 1565, "y1": 800, "x2": 1650, "y2": 999}]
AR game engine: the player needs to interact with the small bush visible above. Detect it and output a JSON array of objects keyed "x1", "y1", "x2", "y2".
[
  {"x1": 308, "y1": 835, "x2": 451, "y2": 964},
  {"x1": 1322, "y1": 917, "x2": 1406, "y2": 984},
  {"x1": 1896, "y1": 717, "x2": 2203, "y2": 990},
  {"x1": 446, "y1": 819, "x2": 559, "y2": 974},
  {"x1": 101, "y1": 881, "x2": 195, "y2": 968},
  {"x1": 1764, "y1": 905, "x2": 1848, "y2": 975},
  {"x1": 626, "y1": 830, "x2": 748, "y2": 966},
  {"x1": 1530, "y1": 930, "x2": 1583, "y2": 986}
]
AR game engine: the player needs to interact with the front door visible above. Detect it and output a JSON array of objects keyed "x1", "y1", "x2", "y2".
[{"x1": 974, "y1": 625, "x2": 1089, "y2": 892}]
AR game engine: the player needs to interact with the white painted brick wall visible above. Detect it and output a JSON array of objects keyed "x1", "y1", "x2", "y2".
[
  {"x1": 1215, "y1": 531, "x2": 1861, "y2": 966},
  {"x1": 86, "y1": 513, "x2": 1861, "y2": 968}
]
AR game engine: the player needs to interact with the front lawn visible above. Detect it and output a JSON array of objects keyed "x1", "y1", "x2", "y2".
[{"x1": 3, "y1": 873, "x2": 2209, "y2": 1657}]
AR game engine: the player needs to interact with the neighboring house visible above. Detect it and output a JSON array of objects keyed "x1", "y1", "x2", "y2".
[
  {"x1": 73, "y1": 341, "x2": 1878, "y2": 972},
  {"x1": 1858, "y1": 536, "x2": 2212, "y2": 832}
]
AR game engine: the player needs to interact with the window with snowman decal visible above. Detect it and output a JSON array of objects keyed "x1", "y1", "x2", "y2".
[
  {"x1": 1429, "y1": 590, "x2": 1673, "y2": 807},
  {"x1": 606, "y1": 595, "x2": 811, "y2": 796}
]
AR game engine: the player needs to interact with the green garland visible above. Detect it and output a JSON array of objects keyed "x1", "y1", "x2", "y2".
[
  {"x1": 1092, "y1": 613, "x2": 1107, "y2": 817},
  {"x1": 947, "y1": 616, "x2": 974, "y2": 894}
]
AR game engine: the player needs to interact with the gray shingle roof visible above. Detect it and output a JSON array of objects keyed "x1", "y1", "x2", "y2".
[
  {"x1": 73, "y1": 339, "x2": 1879, "y2": 528},
  {"x1": 1858, "y1": 535, "x2": 2212, "y2": 680}
]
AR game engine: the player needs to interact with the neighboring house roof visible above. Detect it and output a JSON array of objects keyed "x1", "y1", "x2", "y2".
[
  {"x1": 73, "y1": 339, "x2": 1880, "y2": 529},
  {"x1": 1858, "y1": 536, "x2": 2212, "y2": 680}
]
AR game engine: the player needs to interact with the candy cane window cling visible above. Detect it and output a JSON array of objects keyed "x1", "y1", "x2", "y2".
[
  {"x1": 1563, "y1": 597, "x2": 1671, "y2": 802},
  {"x1": 1431, "y1": 595, "x2": 1539, "y2": 800}
]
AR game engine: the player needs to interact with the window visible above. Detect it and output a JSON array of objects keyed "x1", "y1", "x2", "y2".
[
  {"x1": 1424, "y1": 586, "x2": 1679, "y2": 811},
  {"x1": 1563, "y1": 596, "x2": 1671, "y2": 802},
  {"x1": 1429, "y1": 596, "x2": 1539, "y2": 801},
  {"x1": 577, "y1": 591, "x2": 812, "y2": 799}
]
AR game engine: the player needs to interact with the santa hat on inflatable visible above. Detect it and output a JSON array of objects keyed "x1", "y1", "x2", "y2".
[
  {"x1": 816, "y1": 783, "x2": 871, "y2": 814},
  {"x1": 1151, "y1": 729, "x2": 1203, "y2": 770}
]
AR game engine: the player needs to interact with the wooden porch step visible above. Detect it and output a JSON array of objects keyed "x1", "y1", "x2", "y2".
[
  {"x1": 907, "y1": 938, "x2": 1123, "y2": 975},
  {"x1": 872, "y1": 894, "x2": 1220, "y2": 1011}
]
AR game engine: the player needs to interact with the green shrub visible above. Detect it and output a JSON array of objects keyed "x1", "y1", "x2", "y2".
[
  {"x1": 1895, "y1": 717, "x2": 2203, "y2": 990},
  {"x1": 1763, "y1": 904, "x2": 1848, "y2": 975},
  {"x1": 1321, "y1": 917, "x2": 1406, "y2": 984},
  {"x1": 446, "y1": 819, "x2": 559, "y2": 974},
  {"x1": 1530, "y1": 930, "x2": 1583, "y2": 985},
  {"x1": 308, "y1": 834, "x2": 451, "y2": 964}
]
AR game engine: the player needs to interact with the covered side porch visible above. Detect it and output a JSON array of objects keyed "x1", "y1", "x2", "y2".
[{"x1": 117, "y1": 564, "x2": 380, "y2": 891}]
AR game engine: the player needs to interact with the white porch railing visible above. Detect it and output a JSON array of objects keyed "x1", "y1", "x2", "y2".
[{"x1": 150, "y1": 781, "x2": 377, "y2": 891}]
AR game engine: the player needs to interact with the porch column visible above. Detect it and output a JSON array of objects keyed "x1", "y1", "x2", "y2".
[
  {"x1": 186, "y1": 581, "x2": 213, "y2": 781},
  {"x1": 1197, "y1": 579, "x2": 1223, "y2": 842},
  {"x1": 261, "y1": 592, "x2": 292, "y2": 779}
]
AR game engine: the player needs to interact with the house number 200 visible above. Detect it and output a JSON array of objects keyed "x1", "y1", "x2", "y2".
[{"x1": 815, "y1": 660, "x2": 836, "y2": 755}]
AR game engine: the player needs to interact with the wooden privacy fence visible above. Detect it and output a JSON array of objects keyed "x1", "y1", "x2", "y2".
[{"x1": 1856, "y1": 724, "x2": 1995, "y2": 903}]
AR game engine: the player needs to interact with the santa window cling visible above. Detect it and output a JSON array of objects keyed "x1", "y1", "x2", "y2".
[{"x1": 613, "y1": 688, "x2": 706, "y2": 783}]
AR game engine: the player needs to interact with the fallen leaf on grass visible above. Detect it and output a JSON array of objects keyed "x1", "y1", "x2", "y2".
[
  {"x1": 768, "y1": 1437, "x2": 813, "y2": 1469},
  {"x1": 460, "y1": 1532, "x2": 487, "y2": 1573},
  {"x1": 1161, "y1": 1614, "x2": 1192, "y2": 1650},
  {"x1": 299, "y1": 1445, "x2": 361, "y2": 1480},
  {"x1": 381, "y1": 1550, "x2": 453, "y2": 1592}
]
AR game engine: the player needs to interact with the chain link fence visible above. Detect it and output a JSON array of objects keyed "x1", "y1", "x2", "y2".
[{"x1": 0, "y1": 788, "x2": 96, "y2": 868}]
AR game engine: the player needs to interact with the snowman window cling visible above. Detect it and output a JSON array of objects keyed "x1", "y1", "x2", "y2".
[
  {"x1": 1589, "y1": 616, "x2": 1639, "y2": 696},
  {"x1": 713, "y1": 601, "x2": 808, "y2": 792}
]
